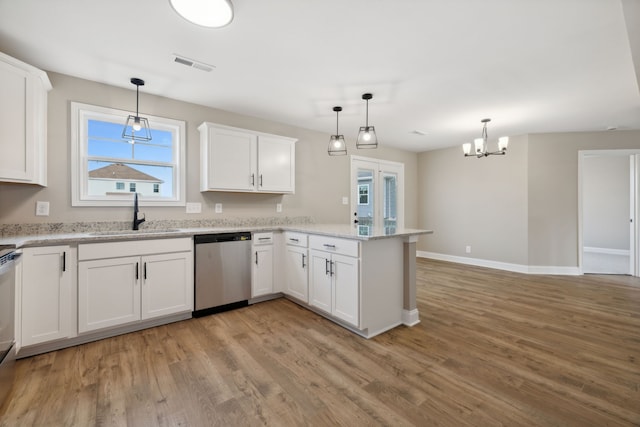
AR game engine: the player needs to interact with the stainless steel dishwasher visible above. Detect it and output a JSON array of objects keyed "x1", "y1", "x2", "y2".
[{"x1": 193, "y1": 232, "x2": 252, "y2": 317}]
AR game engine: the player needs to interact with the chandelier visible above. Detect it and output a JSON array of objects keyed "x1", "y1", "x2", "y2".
[{"x1": 463, "y1": 118, "x2": 508, "y2": 158}]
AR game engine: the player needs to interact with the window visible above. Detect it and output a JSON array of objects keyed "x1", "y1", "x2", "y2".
[
  {"x1": 358, "y1": 184, "x2": 369, "y2": 205},
  {"x1": 71, "y1": 102, "x2": 186, "y2": 206}
]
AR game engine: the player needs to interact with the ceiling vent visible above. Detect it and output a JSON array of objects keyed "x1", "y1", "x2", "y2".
[{"x1": 172, "y1": 54, "x2": 215, "y2": 72}]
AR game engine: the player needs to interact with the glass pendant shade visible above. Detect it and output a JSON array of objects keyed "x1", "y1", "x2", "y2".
[
  {"x1": 122, "y1": 78, "x2": 152, "y2": 143},
  {"x1": 498, "y1": 136, "x2": 509, "y2": 151},
  {"x1": 462, "y1": 143, "x2": 472, "y2": 155},
  {"x1": 474, "y1": 137, "x2": 484, "y2": 154},
  {"x1": 356, "y1": 93, "x2": 378, "y2": 149},
  {"x1": 328, "y1": 106, "x2": 347, "y2": 156},
  {"x1": 169, "y1": 0, "x2": 234, "y2": 28}
]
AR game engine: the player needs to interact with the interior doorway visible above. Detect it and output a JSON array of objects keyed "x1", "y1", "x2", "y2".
[{"x1": 579, "y1": 150, "x2": 640, "y2": 276}]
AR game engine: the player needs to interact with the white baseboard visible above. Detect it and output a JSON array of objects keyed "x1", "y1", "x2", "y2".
[
  {"x1": 417, "y1": 251, "x2": 581, "y2": 275},
  {"x1": 402, "y1": 309, "x2": 420, "y2": 327}
]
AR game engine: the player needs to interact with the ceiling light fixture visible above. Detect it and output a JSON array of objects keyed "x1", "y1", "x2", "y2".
[
  {"x1": 356, "y1": 93, "x2": 378, "y2": 149},
  {"x1": 462, "y1": 118, "x2": 508, "y2": 158},
  {"x1": 169, "y1": 0, "x2": 234, "y2": 28},
  {"x1": 328, "y1": 106, "x2": 347, "y2": 156},
  {"x1": 122, "y1": 78, "x2": 152, "y2": 143}
]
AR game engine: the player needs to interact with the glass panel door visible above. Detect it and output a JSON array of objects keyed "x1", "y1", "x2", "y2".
[{"x1": 351, "y1": 156, "x2": 404, "y2": 231}]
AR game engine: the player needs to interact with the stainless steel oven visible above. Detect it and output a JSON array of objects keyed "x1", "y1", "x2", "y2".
[{"x1": 0, "y1": 246, "x2": 18, "y2": 408}]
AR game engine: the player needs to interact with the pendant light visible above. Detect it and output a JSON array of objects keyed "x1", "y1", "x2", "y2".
[
  {"x1": 328, "y1": 106, "x2": 347, "y2": 156},
  {"x1": 169, "y1": 0, "x2": 234, "y2": 28},
  {"x1": 122, "y1": 78, "x2": 152, "y2": 143},
  {"x1": 356, "y1": 93, "x2": 378, "y2": 149},
  {"x1": 462, "y1": 118, "x2": 508, "y2": 158}
]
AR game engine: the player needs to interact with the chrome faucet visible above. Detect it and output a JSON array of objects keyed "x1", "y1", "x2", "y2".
[{"x1": 133, "y1": 193, "x2": 145, "y2": 230}]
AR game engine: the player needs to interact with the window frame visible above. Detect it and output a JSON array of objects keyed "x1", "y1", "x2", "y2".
[
  {"x1": 358, "y1": 184, "x2": 370, "y2": 205},
  {"x1": 71, "y1": 102, "x2": 186, "y2": 207}
]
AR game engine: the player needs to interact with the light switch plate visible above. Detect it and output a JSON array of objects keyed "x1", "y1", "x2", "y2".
[
  {"x1": 342, "y1": 197, "x2": 349, "y2": 205},
  {"x1": 215, "y1": 203, "x2": 222, "y2": 213},
  {"x1": 276, "y1": 203, "x2": 282, "y2": 213},
  {"x1": 186, "y1": 202, "x2": 201, "y2": 214},
  {"x1": 36, "y1": 201, "x2": 50, "y2": 216}
]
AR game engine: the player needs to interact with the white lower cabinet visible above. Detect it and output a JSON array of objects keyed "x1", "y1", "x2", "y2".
[
  {"x1": 308, "y1": 236, "x2": 359, "y2": 328},
  {"x1": 284, "y1": 245, "x2": 308, "y2": 302},
  {"x1": 78, "y1": 238, "x2": 193, "y2": 334},
  {"x1": 251, "y1": 232, "x2": 274, "y2": 297},
  {"x1": 21, "y1": 246, "x2": 72, "y2": 346}
]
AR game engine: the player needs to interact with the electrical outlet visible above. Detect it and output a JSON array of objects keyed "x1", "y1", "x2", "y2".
[
  {"x1": 35, "y1": 201, "x2": 50, "y2": 216},
  {"x1": 276, "y1": 203, "x2": 282, "y2": 213},
  {"x1": 342, "y1": 197, "x2": 349, "y2": 205},
  {"x1": 186, "y1": 202, "x2": 201, "y2": 214},
  {"x1": 215, "y1": 203, "x2": 222, "y2": 213},
  {"x1": 465, "y1": 245, "x2": 471, "y2": 254}
]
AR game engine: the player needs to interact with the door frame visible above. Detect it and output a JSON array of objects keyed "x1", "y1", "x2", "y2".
[
  {"x1": 578, "y1": 149, "x2": 640, "y2": 276},
  {"x1": 350, "y1": 155, "x2": 405, "y2": 229}
]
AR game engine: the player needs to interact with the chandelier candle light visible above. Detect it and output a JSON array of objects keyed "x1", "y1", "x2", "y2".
[
  {"x1": 328, "y1": 106, "x2": 347, "y2": 156},
  {"x1": 122, "y1": 78, "x2": 152, "y2": 143},
  {"x1": 463, "y1": 118, "x2": 508, "y2": 158},
  {"x1": 356, "y1": 93, "x2": 378, "y2": 149}
]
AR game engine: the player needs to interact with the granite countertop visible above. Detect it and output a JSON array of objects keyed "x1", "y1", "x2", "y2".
[{"x1": 0, "y1": 221, "x2": 432, "y2": 248}]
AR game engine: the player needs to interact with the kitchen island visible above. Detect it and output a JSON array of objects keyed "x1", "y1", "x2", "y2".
[{"x1": 2, "y1": 222, "x2": 432, "y2": 353}]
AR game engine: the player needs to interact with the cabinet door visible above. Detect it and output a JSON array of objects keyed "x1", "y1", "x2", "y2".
[
  {"x1": 309, "y1": 250, "x2": 331, "y2": 313},
  {"x1": 142, "y1": 252, "x2": 193, "y2": 320},
  {"x1": 0, "y1": 53, "x2": 49, "y2": 185},
  {"x1": 21, "y1": 246, "x2": 71, "y2": 346},
  {"x1": 251, "y1": 245, "x2": 273, "y2": 297},
  {"x1": 284, "y1": 245, "x2": 308, "y2": 302},
  {"x1": 332, "y1": 254, "x2": 359, "y2": 327},
  {"x1": 78, "y1": 256, "x2": 141, "y2": 333},
  {"x1": 207, "y1": 126, "x2": 257, "y2": 191},
  {"x1": 257, "y1": 136, "x2": 295, "y2": 193}
]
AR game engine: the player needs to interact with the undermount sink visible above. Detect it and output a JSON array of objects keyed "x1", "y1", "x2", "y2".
[{"x1": 90, "y1": 228, "x2": 180, "y2": 236}]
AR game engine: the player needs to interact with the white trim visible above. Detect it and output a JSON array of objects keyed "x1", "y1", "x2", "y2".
[
  {"x1": 417, "y1": 251, "x2": 581, "y2": 275},
  {"x1": 402, "y1": 309, "x2": 420, "y2": 326},
  {"x1": 583, "y1": 247, "x2": 630, "y2": 256}
]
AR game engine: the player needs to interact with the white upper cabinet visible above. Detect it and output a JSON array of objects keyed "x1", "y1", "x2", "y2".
[
  {"x1": 0, "y1": 51, "x2": 51, "y2": 186},
  {"x1": 199, "y1": 122, "x2": 297, "y2": 193}
]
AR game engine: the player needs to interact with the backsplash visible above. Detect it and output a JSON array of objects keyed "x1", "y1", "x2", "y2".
[{"x1": 0, "y1": 216, "x2": 314, "y2": 238}]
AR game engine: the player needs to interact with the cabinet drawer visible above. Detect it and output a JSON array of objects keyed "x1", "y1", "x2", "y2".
[
  {"x1": 283, "y1": 232, "x2": 307, "y2": 247},
  {"x1": 309, "y1": 235, "x2": 359, "y2": 258},
  {"x1": 253, "y1": 232, "x2": 273, "y2": 245},
  {"x1": 79, "y1": 237, "x2": 192, "y2": 260}
]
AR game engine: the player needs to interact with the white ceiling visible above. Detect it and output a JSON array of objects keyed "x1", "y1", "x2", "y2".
[{"x1": 0, "y1": 0, "x2": 638, "y2": 152}]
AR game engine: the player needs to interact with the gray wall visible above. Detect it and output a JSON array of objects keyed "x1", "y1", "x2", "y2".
[
  {"x1": 0, "y1": 72, "x2": 419, "y2": 227},
  {"x1": 418, "y1": 130, "x2": 640, "y2": 268}
]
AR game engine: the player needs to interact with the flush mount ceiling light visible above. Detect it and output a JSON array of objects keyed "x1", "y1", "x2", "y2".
[
  {"x1": 462, "y1": 118, "x2": 508, "y2": 158},
  {"x1": 122, "y1": 78, "x2": 152, "y2": 143},
  {"x1": 328, "y1": 106, "x2": 347, "y2": 156},
  {"x1": 169, "y1": 0, "x2": 234, "y2": 28},
  {"x1": 356, "y1": 93, "x2": 378, "y2": 149}
]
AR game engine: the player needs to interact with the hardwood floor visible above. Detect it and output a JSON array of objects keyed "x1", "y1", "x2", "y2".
[{"x1": 2, "y1": 258, "x2": 639, "y2": 426}]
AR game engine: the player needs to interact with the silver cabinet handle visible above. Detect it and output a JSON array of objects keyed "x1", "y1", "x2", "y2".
[
  {"x1": 255, "y1": 251, "x2": 258, "y2": 265},
  {"x1": 302, "y1": 254, "x2": 306, "y2": 268},
  {"x1": 330, "y1": 261, "x2": 335, "y2": 276},
  {"x1": 251, "y1": 173, "x2": 255, "y2": 186},
  {"x1": 325, "y1": 258, "x2": 330, "y2": 275},
  {"x1": 289, "y1": 238, "x2": 299, "y2": 242},
  {"x1": 259, "y1": 174, "x2": 263, "y2": 187},
  {"x1": 323, "y1": 244, "x2": 336, "y2": 249}
]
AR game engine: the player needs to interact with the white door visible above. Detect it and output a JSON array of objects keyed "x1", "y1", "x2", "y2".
[
  {"x1": 309, "y1": 249, "x2": 331, "y2": 313},
  {"x1": 351, "y1": 156, "x2": 404, "y2": 231},
  {"x1": 332, "y1": 254, "x2": 359, "y2": 327},
  {"x1": 21, "y1": 246, "x2": 71, "y2": 346},
  {"x1": 78, "y1": 256, "x2": 141, "y2": 333},
  {"x1": 209, "y1": 127, "x2": 257, "y2": 191},
  {"x1": 142, "y1": 252, "x2": 193, "y2": 320},
  {"x1": 258, "y1": 136, "x2": 295, "y2": 193},
  {"x1": 251, "y1": 245, "x2": 274, "y2": 297},
  {"x1": 284, "y1": 245, "x2": 308, "y2": 302}
]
